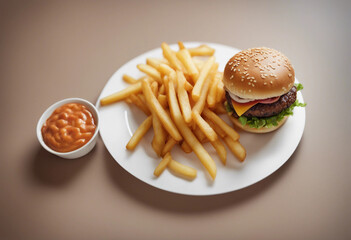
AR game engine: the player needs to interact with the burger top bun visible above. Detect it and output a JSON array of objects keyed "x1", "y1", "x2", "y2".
[{"x1": 223, "y1": 47, "x2": 295, "y2": 100}]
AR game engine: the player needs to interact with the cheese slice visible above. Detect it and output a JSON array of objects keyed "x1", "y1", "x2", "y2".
[{"x1": 231, "y1": 99, "x2": 258, "y2": 117}]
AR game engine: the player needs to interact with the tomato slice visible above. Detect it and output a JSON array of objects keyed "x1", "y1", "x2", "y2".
[
  {"x1": 258, "y1": 96, "x2": 280, "y2": 104},
  {"x1": 232, "y1": 96, "x2": 280, "y2": 106}
]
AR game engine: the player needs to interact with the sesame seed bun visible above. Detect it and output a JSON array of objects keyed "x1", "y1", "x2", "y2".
[
  {"x1": 223, "y1": 47, "x2": 295, "y2": 100},
  {"x1": 228, "y1": 114, "x2": 288, "y2": 133}
]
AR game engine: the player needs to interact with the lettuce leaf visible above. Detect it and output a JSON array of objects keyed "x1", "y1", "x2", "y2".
[
  {"x1": 234, "y1": 83, "x2": 306, "y2": 129},
  {"x1": 295, "y1": 83, "x2": 304, "y2": 91},
  {"x1": 224, "y1": 101, "x2": 233, "y2": 113},
  {"x1": 238, "y1": 99, "x2": 306, "y2": 129}
]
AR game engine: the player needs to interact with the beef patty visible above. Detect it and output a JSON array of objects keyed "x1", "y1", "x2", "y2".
[{"x1": 226, "y1": 86, "x2": 297, "y2": 118}]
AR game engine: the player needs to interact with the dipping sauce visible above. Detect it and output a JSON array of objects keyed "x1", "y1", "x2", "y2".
[{"x1": 41, "y1": 103, "x2": 96, "y2": 153}]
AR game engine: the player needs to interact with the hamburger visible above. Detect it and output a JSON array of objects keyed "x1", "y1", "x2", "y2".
[{"x1": 223, "y1": 47, "x2": 305, "y2": 133}]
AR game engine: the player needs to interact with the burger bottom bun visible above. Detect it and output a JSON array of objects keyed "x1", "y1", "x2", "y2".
[{"x1": 228, "y1": 115, "x2": 288, "y2": 133}]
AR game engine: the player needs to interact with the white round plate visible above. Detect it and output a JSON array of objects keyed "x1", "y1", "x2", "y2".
[{"x1": 96, "y1": 42, "x2": 305, "y2": 196}]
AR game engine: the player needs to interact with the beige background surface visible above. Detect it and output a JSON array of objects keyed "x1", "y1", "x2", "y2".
[{"x1": 1, "y1": 0, "x2": 350, "y2": 239}]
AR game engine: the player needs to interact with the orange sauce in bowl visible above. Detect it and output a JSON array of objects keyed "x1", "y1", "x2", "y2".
[{"x1": 41, "y1": 103, "x2": 96, "y2": 153}]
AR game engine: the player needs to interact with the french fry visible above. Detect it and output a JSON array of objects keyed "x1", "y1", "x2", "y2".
[
  {"x1": 161, "y1": 137, "x2": 177, "y2": 156},
  {"x1": 176, "y1": 71, "x2": 192, "y2": 123},
  {"x1": 142, "y1": 79, "x2": 182, "y2": 141},
  {"x1": 193, "y1": 125, "x2": 207, "y2": 143},
  {"x1": 126, "y1": 116, "x2": 153, "y2": 150},
  {"x1": 167, "y1": 78, "x2": 216, "y2": 179},
  {"x1": 192, "y1": 112, "x2": 217, "y2": 142},
  {"x1": 157, "y1": 94, "x2": 168, "y2": 109},
  {"x1": 146, "y1": 58, "x2": 169, "y2": 69},
  {"x1": 210, "y1": 139, "x2": 227, "y2": 165},
  {"x1": 216, "y1": 74, "x2": 225, "y2": 103},
  {"x1": 128, "y1": 94, "x2": 151, "y2": 115},
  {"x1": 192, "y1": 63, "x2": 218, "y2": 114},
  {"x1": 168, "y1": 158, "x2": 197, "y2": 180},
  {"x1": 193, "y1": 58, "x2": 205, "y2": 71},
  {"x1": 158, "y1": 63, "x2": 176, "y2": 76},
  {"x1": 137, "y1": 94, "x2": 146, "y2": 103},
  {"x1": 202, "y1": 108, "x2": 240, "y2": 141},
  {"x1": 180, "y1": 141, "x2": 192, "y2": 153},
  {"x1": 150, "y1": 81, "x2": 158, "y2": 96},
  {"x1": 123, "y1": 74, "x2": 138, "y2": 84},
  {"x1": 192, "y1": 56, "x2": 215, "y2": 101},
  {"x1": 151, "y1": 113, "x2": 167, "y2": 156},
  {"x1": 205, "y1": 116, "x2": 226, "y2": 138},
  {"x1": 124, "y1": 97, "x2": 132, "y2": 104},
  {"x1": 184, "y1": 80, "x2": 193, "y2": 92},
  {"x1": 100, "y1": 81, "x2": 142, "y2": 106},
  {"x1": 159, "y1": 84, "x2": 165, "y2": 95},
  {"x1": 162, "y1": 75, "x2": 169, "y2": 94},
  {"x1": 188, "y1": 44, "x2": 215, "y2": 56},
  {"x1": 138, "y1": 76, "x2": 149, "y2": 82},
  {"x1": 161, "y1": 42, "x2": 184, "y2": 71},
  {"x1": 154, "y1": 152, "x2": 172, "y2": 177},
  {"x1": 176, "y1": 49, "x2": 199, "y2": 81},
  {"x1": 223, "y1": 137, "x2": 246, "y2": 162},
  {"x1": 137, "y1": 64, "x2": 162, "y2": 83},
  {"x1": 207, "y1": 72, "x2": 222, "y2": 108},
  {"x1": 178, "y1": 41, "x2": 185, "y2": 50}
]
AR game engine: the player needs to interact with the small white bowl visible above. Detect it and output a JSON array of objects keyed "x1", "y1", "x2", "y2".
[{"x1": 37, "y1": 98, "x2": 100, "y2": 159}]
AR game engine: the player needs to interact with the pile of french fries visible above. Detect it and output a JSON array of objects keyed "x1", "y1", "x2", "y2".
[{"x1": 100, "y1": 42, "x2": 246, "y2": 181}]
